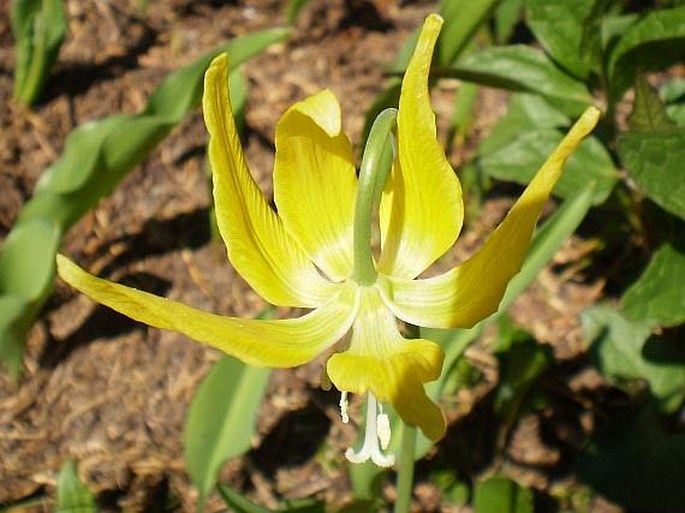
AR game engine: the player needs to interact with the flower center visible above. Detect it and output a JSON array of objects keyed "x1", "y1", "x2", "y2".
[{"x1": 340, "y1": 392, "x2": 395, "y2": 467}]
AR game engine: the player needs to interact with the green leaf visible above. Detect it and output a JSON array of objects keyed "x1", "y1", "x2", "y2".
[
  {"x1": 11, "y1": 0, "x2": 67, "y2": 106},
  {"x1": 0, "y1": 219, "x2": 61, "y2": 380},
  {"x1": 622, "y1": 244, "x2": 685, "y2": 327},
  {"x1": 215, "y1": 483, "x2": 325, "y2": 513},
  {"x1": 478, "y1": 93, "x2": 570, "y2": 156},
  {"x1": 185, "y1": 353, "x2": 271, "y2": 510},
  {"x1": 284, "y1": 0, "x2": 313, "y2": 25},
  {"x1": 473, "y1": 476, "x2": 534, "y2": 513},
  {"x1": 494, "y1": 0, "x2": 524, "y2": 44},
  {"x1": 577, "y1": 403, "x2": 685, "y2": 513},
  {"x1": 618, "y1": 129, "x2": 685, "y2": 218},
  {"x1": 479, "y1": 128, "x2": 617, "y2": 205},
  {"x1": 662, "y1": 78, "x2": 685, "y2": 126},
  {"x1": 493, "y1": 317, "x2": 553, "y2": 430},
  {"x1": 442, "y1": 45, "x2": 594, "y2": 115},
  {"x1": 0, "y1": 28, "x2": 286, "y2": 378},
  {"x1": 582, "y1": 305, "x2": 685, "y2": 412},
  {"x1": 55, "y1": 460, "x2": 97, "y2": 513},
  {"x1": 216, "y1": 483, "x2": 272, "y2": 513},
  {"x1": 437, "y1": 0, "x2": 501, "y2": 65},
  {"x1": 628, "y1": 75, "x2": 677, "y2": 131},
  {"x1": 524, "y1": 0, "x2": 602, "y2": 79},
  {"x1": 608, "y1": 6, "x2": 685, "y2": 101}
]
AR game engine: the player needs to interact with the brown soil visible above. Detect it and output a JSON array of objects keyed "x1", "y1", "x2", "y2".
[{"x1": 0, "y1": 1, "x2": 616, "y2": 512}]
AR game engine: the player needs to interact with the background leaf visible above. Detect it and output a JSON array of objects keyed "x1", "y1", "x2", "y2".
[
  {"x1": 442, "y1": 45, "x2": 594, "y2": 115},
  {"x1": 473, "y1": 476, "x2": 534, "y2": 513},
  {"x1": 524, "y1": 0, "x2": 601, "y2": 80},
  {"x1": 55, "y1": 460, "x2": 97, "y2": 513},
  {"x1": 618, "y1": 129, "x2": 685, "y2": 219},
  {"x1": 11, "y1": 0, "x2": 67, "y2": 106},
  {"x1": 184, "y1": 353, "x2": 272, "y2": 510},
  {"x1": 437, "y1": 0, "x2": 501, "y2": 66},
  {"x1": 478, "y1": 128, "x2": 617, "y2": 205},
  {"x1": 582, "y1": 306, "x2": 685, "y2": 412},
  {"x1": 628, "y1": 75, "x2": 677, "y2": 131},
  {"x1": 607, "y1": 6, "x2": 685, "y2": 100},
  {"x1": 622, "y1": 244, "x2": 685, "y2": 327}
]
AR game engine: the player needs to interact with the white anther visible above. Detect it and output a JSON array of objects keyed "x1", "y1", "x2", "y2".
[
  {"x1": 377, "y1": 412, "x2": 391, "y2": 450},
  {"x1": 340, "y1": 391, "x2": 350, "y2": 424}
]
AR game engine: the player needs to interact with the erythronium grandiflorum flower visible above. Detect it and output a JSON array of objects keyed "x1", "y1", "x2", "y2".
[{"x1": 57, "y1": 14, "x2": 600, "y2": 467}]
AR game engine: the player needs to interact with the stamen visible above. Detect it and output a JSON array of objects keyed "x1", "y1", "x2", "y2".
[
  {"x1": 377, "y1": 410, "x2": 391, "y2": 450},
  {"x1": 340, "y1": 391, "x2": 350, "y2": 424},
  {"x1": 345, "y1": 393, "x2": 395, "y2": 467}
]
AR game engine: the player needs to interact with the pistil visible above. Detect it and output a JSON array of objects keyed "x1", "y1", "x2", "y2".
[{"x1": 351, "y1": 108, "x2": 397, "y2": 286}]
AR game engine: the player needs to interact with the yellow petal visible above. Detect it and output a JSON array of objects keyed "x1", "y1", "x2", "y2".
[
  {"x1": 57, "y1": 255, "x2": 358, "y2": 367},
  {"x1": 274, "y1": 90, "x2": 357, "y2": 281},
  {"x1": 382, "y1": 107, "x2": 602, "y2": 328},
  {"x1": 326, "y1": 286, "x2": 445, "y2": 440},
  {"x1": 378, "y1": 14, "x2": 464, "y2": 279},
  {"x1": 204, "y1": 54, "x2": 335, "y2": 307}
]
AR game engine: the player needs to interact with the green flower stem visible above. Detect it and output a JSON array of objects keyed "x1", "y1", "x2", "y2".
[
  {"x1": 394, "y1": 321, "x2": 420, "y2": 513},
  {"x1": 352, "y1": 108, "x2": 397, "y2": 286},
  {"x1": 394, "y1": 423, "x2": 417, "y2": 513}
]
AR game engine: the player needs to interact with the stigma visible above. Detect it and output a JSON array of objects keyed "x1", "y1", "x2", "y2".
[{"x1": 341, "y1": 392, "x2": 395, "y2": 467}]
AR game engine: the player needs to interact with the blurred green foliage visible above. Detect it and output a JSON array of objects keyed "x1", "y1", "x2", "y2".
[{"x1": 11, "y1": 0, "x2": 67, "y2": 106}]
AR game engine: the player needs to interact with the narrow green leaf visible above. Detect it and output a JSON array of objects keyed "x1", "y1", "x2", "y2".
[
  {"x1": 524, "y1": 0, "x2": 602, "y2": 79},
  {"x1": 608, "y1": 6, "x2": 685, "y2": 101},
  {"x1": 185, "y1": 355, "x2": 271, "y2": 510},
  {"x1": 55, "y1": 460, "x2": 97, "y2": 513},
  {"x1": 622, "y1": 244, "x2": 685, "y2": 327},
  {"x1": 618, "y1": 129, "x2": 685, "y2": 218},
  {"x1": 479, "y1": 128, "x2": 617, "y2": 205},
  {"x1": 0, "y1": 219, "x2": 61, "y2": 380},
  {"x1": 442, "y1": 45, "x2": 594, "y2": 115},
  {"x1": 628, "y1": 75, "x2": 677, "y2": 131},
  {"x1": 285, "y1": 0, "x2": 313, "y2": 25},
  {"x1": 216, "y1": 483, "x2": 272, "y2": 513},
  {"x1": 11, "y1": 0, "x2": 67, "y2": 106},
  {"x1": 473, "y1": 476, "x2": 534, "y2": 513},
  {"x1": 582, "y1": 305, "x2": 685, "y2": 412},
  {"x1": 494, "y1": 0, "x2": 524, "y2": 44},
  {"x1": 215, "y1": 483, "x2": 325, "y2": 513},
  {"x1": 437, "y1": 0, "x2": 501, "y2": 65}
]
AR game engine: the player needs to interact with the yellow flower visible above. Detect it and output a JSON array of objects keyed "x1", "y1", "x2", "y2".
[{"x1": 57, "y1": 15, "x2": 600, "y2": 467}]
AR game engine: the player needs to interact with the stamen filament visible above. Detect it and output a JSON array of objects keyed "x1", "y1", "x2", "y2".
[{"x1": 340, "y1": 391, "x2": 350, "y2": 424}]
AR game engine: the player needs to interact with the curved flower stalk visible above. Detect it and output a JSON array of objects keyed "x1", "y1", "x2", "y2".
[{"x1": 57, "y1": 14, "x2": 600, "y2": 467}]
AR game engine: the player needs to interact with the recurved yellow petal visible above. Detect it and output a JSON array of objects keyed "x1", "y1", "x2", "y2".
[
  {"x1": 204, "y1": 54, "x2": 335, "y2": 307},
  {"x1": 274, "y1": 90, "x2": 357, "y2": 281},
  {"x1": 378, "y1": 14, "x2": 464, "y2": 279},
  {"x1": 57, "y1": 255, "x2": 358, "y2": 367},
  {"x1": 383, "y1": 107, "x2": 601, "y2": 328},
  {"x1": 326, "y1": 286, "x2": 445, "y2": 440}
]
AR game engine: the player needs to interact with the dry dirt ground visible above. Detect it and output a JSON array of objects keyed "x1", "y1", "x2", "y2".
[{"x1": 1, "y1": 1, "x2": 618, "y2": 511}]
